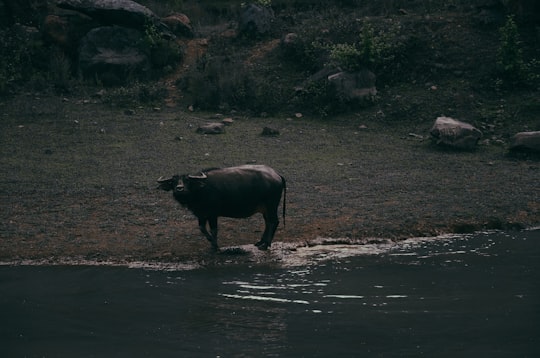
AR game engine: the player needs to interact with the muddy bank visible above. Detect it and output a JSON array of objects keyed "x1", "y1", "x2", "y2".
[{"x1": 0, "y1": 95, "x2": 539, "y2": 264}]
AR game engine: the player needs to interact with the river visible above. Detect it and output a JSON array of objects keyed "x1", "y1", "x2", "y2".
[{"x1": 1, "y1": 229, "x2": 539, "y2": 357}]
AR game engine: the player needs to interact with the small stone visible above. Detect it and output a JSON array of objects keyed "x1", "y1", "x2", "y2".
[
  {"x1": 261, "y1": 127, "x2": 280, "y2": 136},
  {"x1": 222, "y1": 118, "x2": 234, "y2": 125},
  {"x1": 94, "y1": 89, "x2": 106, "y2": 98},
  {"x1": 196, "y1": 122, "x2": 225, "y2": 134}
]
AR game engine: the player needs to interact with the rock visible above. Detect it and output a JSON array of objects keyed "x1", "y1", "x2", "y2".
[
  {"x1": 509, "y1": 131, "x2": 540, "y2": 153},
  {"x1": 196, "y1": 122, "x2": 225, "y2": 135},
  {"x1": 238, "y1": 3, "x2": 275, "y2": 36},
  {"x1": 161, "y1": 12, "x2": 193, "y2": 38},
  {"x1": 43, "y1": 13, "x2": 98, "y2": 56},
  {"x1": 280, "y1": 32, "x2": 299, "y2": 56},
  {"x1": 222, "y1": 118, "x2": 234, "y2": 126},
  {"x1": 56, "y1": 0, "x2": 169, "y2": 34},
  {"x1": 430, "y1": 117, "x2": 483, "y2": 150},
  {"x1": 78, "y1": 25, "x2": 150, "y2": 85},
  {"x1": 261, "y1": 127, "x2": 279, "y2": 136},
  {"x1": 281, "y1": 32, "x2": 298, "y2": 45},
  {"x1": 327, "y1": 70, "x2": 377, "y2": 101}
]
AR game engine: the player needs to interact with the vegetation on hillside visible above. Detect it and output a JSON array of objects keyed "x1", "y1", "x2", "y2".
[{"x1": 0, "y1": 0, "x2": 538, "y2": 122}]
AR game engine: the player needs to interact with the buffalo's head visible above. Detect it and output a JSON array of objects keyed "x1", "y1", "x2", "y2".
[
  {"x1": 157, "y1": 175, "x2": 181, "y2": 191},
  {"x1": 157, "y1": 173, "x2": 208, "y2": 206}
]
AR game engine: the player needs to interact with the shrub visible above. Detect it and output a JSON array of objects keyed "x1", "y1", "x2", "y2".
[
  {"x1": 328, "y1": 21, "x2": 409, "y2": 79},
  {"x1": 497, "y1": 16, "x2": 524, "y2": 79},
  {"x1": 496, "y1": 15, "x2": 540, "y2": 88},
  {"x1": 143, "y1": 21, "x2": 183, "y2": 70},
  {"x1": 0, "y1": 27, "x2": 45, "y2": 94}
]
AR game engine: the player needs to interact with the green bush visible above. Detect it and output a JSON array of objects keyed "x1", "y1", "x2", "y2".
[
  {"x1": 496, "y1": 15, "x2": 540, "y2": 88},
  {"x1": 497, "y1": 16, "x2": 524, "y2": 79},
  {"x1": 330, "y1": 22, "x2": 406, "y2": 72},
  {"x1": 143, "y1": 21, "x2": 183, "y2": 70},
  {"x1": 0, "y1": 27, "x2": 45, "y2": 94}
]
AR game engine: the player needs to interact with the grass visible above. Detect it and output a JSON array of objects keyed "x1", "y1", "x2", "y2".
[
  {"x1": 0, "y1": 0, "x2": 539, "y2": 263},
  {"x1": 1, "y1": 94, "x2": 538, "y2": 263}
]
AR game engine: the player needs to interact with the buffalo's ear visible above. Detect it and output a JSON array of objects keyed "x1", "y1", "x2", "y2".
[
  {"x1": 157, "y1": 177, "x2": 171, "y2": 191},
  {"x1": 185, "y1": 175, "x2": 206, "y2": 190},
  {"x1": 157, "y1": 175, "x2": 179, "y2": 191}
]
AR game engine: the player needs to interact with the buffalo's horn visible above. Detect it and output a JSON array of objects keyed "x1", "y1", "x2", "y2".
[
  {"x1": 157, "y1": 176, "x2": 169, "y2": 183},
  {"x1": 188, "y1": 172, "x2": 207, "y2": 179}
]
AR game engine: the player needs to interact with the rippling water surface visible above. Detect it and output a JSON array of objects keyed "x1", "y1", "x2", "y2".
[{"x1": 1, "y1": 229, "x2": 539, "y2": 357}]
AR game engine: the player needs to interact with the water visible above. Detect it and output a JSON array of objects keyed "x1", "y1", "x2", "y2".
[{"x1": 1, "y1": 230, "x2": 539, "y2": 357}]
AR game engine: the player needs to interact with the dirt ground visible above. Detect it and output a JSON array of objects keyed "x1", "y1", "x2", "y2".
[{"x1": 1, "y1": 92, "x2": 538, "y2": 265}]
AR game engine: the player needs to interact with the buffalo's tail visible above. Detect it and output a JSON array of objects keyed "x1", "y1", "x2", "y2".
[{"x1": 281, "y1": 176, "x2": 286, "y2": 227}]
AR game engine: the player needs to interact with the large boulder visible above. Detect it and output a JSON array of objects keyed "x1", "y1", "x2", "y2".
[
  {"x1": 162, "y1": 12, "x2": 194, "y2": 38},
  {"x1": 43, "y1": 13, "x2": 98, "y2": 57},
  {"x1": 56, "y1": 0, "x2": 170, "y2": 34},
  {"x1": 79, "y1": 26, "x2": 150, "y2": 85},
  {"x1": 327, "y1": 70, "x2": 377, "y2": 101},
  {"x1": 509, "y1": 131, "x2": 540, "y2": 153},
  {"x1": 238, "y1": 3, "x2": 275, "y2": 36},
  {"x1": 430, "y1": 117, "x2": 483, "y2": 150}
]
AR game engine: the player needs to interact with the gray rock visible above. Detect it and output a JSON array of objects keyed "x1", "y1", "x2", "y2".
[
  {"x1": 196, "y1": 122, "x2": 225, "y2": 134},
  {"x1": 238, "y1": 3, "x2": 275, "y2": 36},
  {"x1": 57, "y1": 0, "x2": 168, "y2": 34},
  {"x1": 430, "y1": 117, "x2": 483, "y2": 150},
  {"x1": 43, "y1": 13, "x2": 98, "y2": 56},
  {"x1": 261, "y1": 127, "x2": 279, "y2": 136},
  {"x1": 162, "y1": 12, "x2": 193, "y2": 38},
  {"x1": 509, "y1": 131, "x2": 540, "y2": 153},
  {"x1": 328, "y1": 70, "x2": 377, "y2": 101},
  {"x1": 79, "y1": 26, "x2": 150, "y2": 85}
]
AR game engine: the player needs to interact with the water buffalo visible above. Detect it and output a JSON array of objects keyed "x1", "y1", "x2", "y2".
[{"x1": 157, "y1": 165, "x2": 286, "y2": 250}]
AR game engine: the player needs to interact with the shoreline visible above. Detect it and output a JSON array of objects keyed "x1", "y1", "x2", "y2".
[{"x1": 1, "y1": 227, "x2": 539, "y2": 269}]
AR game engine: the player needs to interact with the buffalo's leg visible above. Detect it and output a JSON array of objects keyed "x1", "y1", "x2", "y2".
[
  {"x1": 198, "y1": 217, "x2": 218, "y2": 250},
  {"x1": 255, "y1": 212, "x2": 279, "y2": 250},
  {"x1": 208, "y1": 216, "x2": 219, "y2": 250}
]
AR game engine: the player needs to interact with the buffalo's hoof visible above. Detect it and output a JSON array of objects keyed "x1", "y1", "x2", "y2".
[{"x1": 255, "y1": 241, "x2": 270, "y2": 250}]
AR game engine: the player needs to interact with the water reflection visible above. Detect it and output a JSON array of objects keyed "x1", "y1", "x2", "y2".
[{"x1": 1, "y1": 229, "x2": 539, "y2": 357}]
